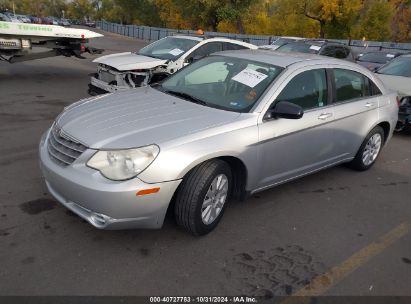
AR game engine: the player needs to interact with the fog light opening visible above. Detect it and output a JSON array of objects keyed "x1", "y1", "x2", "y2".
[{"x1": 90, "y1": 213, "x2": 107, "y2": 226}]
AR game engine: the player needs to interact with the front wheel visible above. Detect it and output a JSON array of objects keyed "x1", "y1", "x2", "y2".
[
  {"x1": 174, "y1": 160, "x2": 232, "y2": 236},
  {"x1": 348, "y1": 126, "x2": 384, "y2": 171}
]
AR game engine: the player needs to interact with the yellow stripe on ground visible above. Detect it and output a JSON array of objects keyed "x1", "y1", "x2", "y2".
[{"x1": 282, "y1": 221, "x2": 411, "y2": 303}]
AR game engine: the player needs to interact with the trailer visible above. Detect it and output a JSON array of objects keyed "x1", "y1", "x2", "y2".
[{"x1": 0, "y1": 21, "x2": 104, "y2": 63}]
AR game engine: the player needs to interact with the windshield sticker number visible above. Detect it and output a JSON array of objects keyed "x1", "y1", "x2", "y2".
[
  {"x1": 386, "y1": 54, "x2": 395, "y2": 58},
  {"x1": 309, "y1": 45, "x2": 321, "y2": 51},
  {"x1": 169, "y1": 48, "x2": 184, "y2": 56},
  {"x1": 232, "y1": 68, "x2": 268, "y2": 88}
]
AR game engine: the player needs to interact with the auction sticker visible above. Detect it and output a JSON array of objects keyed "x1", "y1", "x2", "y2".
[
  {"x1": 232, "y1": 68, "x2": 268, "y2": 88},
  {"x1": 309, "y1": 45, "x2": 321, "y2": 51},
  {"x1": 169, "y1": 48, "x2": 184, "y2": 56}
]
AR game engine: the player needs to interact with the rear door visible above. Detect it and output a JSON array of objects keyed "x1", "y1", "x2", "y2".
[{"x1": 329, "y1": 68, "x2": 381, "y2": 160}]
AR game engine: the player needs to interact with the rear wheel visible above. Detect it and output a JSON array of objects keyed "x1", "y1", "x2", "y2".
[
  {"x1": 174, "y1": 160, "x2": 232, "y2": 236},
  {"x1": 348, "y1": 126, "x2": 384, "y2": 171}
]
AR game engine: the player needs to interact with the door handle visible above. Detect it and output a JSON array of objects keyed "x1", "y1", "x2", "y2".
[
  {"x1": 318, "y1": 113, "x2": 333, "y2": 120},
  {"x1": 365, "y1": 102, "x2": 374, "y2": 108}
]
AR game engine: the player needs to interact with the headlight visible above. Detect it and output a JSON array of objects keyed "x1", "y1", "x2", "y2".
[{"x1": 87, "y1": 145, "x2": 160, "y2": 181}]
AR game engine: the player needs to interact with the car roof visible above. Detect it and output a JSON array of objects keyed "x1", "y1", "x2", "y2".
[
  {"x1": 172, "y1": 35, "x2": 204, "y2": 42},
  {"x1": 213, "y1": 49, "x2": 357, "y2": 68},
  {"x1": 276, "y1": 36, "x2": 305, "y2": 40}
]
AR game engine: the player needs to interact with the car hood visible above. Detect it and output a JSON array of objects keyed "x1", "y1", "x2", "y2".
[
  {"x1": 56, "y1": 87, "x2": 241, "y2": 149},
  {"x1": 93, "y1": 52, "x2": 168, "y2": 71},
  {"x1": 376, "y1": 74, "x2": 411, "y2": 96}
]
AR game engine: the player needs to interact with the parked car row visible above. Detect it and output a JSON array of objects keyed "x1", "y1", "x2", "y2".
[
  {"x1": 0, "y1": 11, "x2": 82, "y2": 27},
  {"x1": 87, "y1": 34, "x2": 410, "y2": 134}
]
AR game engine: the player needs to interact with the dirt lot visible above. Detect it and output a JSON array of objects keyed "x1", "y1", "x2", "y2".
[{"x1": 0, "y1": 28, "x2": 411, "y2": 298}]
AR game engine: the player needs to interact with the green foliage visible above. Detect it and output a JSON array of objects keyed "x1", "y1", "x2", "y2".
[{"x1": 0, "y1": 0, "x2": 409, "y2": 41}]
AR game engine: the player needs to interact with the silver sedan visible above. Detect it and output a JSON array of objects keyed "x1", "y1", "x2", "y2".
[{"x1": 39, "y1": 50, "x2": 399, "y2": 235}]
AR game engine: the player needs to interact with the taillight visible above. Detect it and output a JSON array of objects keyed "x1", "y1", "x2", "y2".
[{"x1": 396, "y1": 96, "x2": 401, "y2": 107}]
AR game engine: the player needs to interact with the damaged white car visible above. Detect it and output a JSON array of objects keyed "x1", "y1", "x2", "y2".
[{"x1": 88, "y1": 35, "x2": 257, "y2": 95}]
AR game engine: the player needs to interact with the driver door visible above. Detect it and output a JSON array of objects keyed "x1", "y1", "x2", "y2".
[{"x1": 257, "y1": 68, "x2": 336, "y2": 189}]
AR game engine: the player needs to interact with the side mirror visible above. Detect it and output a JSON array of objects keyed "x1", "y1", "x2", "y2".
[{"x1": 267, "y1": 101, "x2": 304, "y2": 120}]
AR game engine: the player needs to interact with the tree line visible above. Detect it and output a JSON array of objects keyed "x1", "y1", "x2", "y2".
[{"x1": 1, "y1": 0, "x2": 410, "y2": 42}]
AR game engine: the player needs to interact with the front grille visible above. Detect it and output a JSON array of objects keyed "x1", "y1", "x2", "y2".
[{"x1": 47, "y1": 124, "x2": 87, "y2": 166}]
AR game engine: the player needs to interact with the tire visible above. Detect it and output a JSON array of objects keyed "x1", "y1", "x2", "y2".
[
  {"x1": 174, "y1": 160, "x2": 232, "y2": 236},
  {"x1": 395, "y1": 121, "x2": 405, "y2": 133},
  {"x1": 348, "y1": 126, "x2": 385, "y2": 171}
]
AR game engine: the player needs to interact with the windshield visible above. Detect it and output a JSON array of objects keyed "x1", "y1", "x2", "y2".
[
  {"x1": 277, "y1": 42, "x2": 321, "y2": 54},
  {"x1": 377, "y1": 57, "x2": 411, "y2": 77},
  {"x1": 358, "y1": 52, "x2": 397, "y2": 64},
  {"x1": 138, "y1": 37, "x2": 200, "y2": 60},
  {"x1": 157, "y1": 55, "x2": 283, "y2": 113}
]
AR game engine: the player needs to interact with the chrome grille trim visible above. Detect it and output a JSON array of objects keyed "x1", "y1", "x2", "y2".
[{"x1": 47, "y1": 124, "x2": 88, "y2": 166}]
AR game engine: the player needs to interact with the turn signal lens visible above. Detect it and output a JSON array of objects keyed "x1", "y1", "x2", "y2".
[{"x1": 136, "y1": 188, "x2": 160, "y2": 196}]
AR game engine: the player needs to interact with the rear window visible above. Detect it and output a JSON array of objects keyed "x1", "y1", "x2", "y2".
[
  {"x1": 277, "y1": 42, "x2": 321, "y2": 54},
  {"x1": 334, "y1": 69, "x2": 369, "y2": 102},
  {"x1": 223, "y1": 42, "x2": 248, "y2": 51}
]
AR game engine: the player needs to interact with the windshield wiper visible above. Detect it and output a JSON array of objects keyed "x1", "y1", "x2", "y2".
[{"x1": 164, "y1": 90, "x2": 208, "y2": 106}]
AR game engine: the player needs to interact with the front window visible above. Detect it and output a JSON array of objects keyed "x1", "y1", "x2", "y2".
[
  {"x1": 377, "y1": 57, "x2": 411, "y2": 77},
  {"x1": 277, "y1": 42, "x2": 321, "y2": 54},
  {"x1": 138, "y1": 37, "x2": 200, "y2": 61},
  {"x1": 157, "y1": 55, "x2": 283, "y2": 113},
  {"x1": 275, "y1": 69, "x2": 328, "y2": 110}
]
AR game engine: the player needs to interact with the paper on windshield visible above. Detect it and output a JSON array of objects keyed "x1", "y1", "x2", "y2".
[
  {"x1": 232, "y1": 68, "x2": 268, "y2": 88},
  {"x1": 386, "y1": 54, "x2": 395, "y2": 58},
  {"x1": 169, "y1": 48, "x2": 184, "y2": 56},
  {"x1": 309, "y1": 45, "x2": 321, "y2": 51}
]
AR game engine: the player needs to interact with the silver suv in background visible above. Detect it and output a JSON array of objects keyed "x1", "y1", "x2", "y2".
[{"x1": 40, "y1": 50, "x2": 398, "y2": 235}]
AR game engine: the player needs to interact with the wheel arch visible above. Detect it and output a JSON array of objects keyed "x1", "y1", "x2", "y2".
[
  {"x1": 376, "y1": 121, "x2": 391, "y2": 144},
  {"x1": 178, "y1": 155, "x2": 248, "y2": 200}
]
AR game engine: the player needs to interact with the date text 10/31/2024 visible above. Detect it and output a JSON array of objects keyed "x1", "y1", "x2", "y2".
[{"x1": 149, "y1": 297, "x2": 257, "y2": 303}]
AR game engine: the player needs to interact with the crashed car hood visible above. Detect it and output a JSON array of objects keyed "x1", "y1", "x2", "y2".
[
  {"x1": 56, "y1": 87, "x2": 241, "y2": 149},
  {"x1": 93, "y1": 52, "x2": 168, "y2": 71},
  {"x1": 376, "y1": 74, "x2": 411, "y2": 96}
]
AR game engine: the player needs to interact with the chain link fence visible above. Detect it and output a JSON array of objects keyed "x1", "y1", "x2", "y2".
[{"x1": 96, "y1": 20, "x2": 411, "y2": 53}]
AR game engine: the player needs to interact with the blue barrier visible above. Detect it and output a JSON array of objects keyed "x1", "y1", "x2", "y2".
[{"x1": 96, "y1": 20, "x2": 411, "y2": 52}]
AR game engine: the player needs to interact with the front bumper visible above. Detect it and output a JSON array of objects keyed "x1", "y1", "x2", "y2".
[
  {"x1": 88, "y1": 83, "x2": 109, "y2": 96},
  {"x1": 39, "y1": 130, "x2": 182, "y2": 230}
]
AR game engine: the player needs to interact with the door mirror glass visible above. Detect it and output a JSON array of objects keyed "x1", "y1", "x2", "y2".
[{"x1": 269, "y1": 101, "x2": 304, "y2": 119}]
